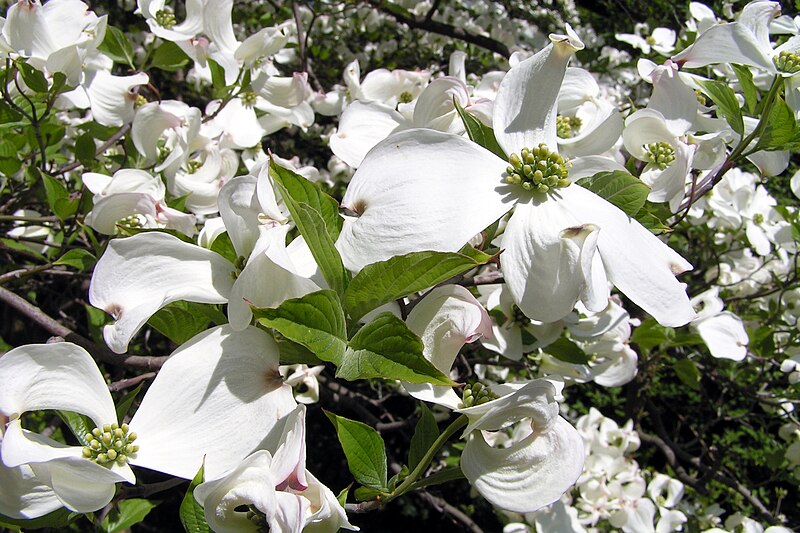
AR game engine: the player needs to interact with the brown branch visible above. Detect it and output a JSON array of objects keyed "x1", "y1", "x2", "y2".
[
  {"x1": 0, "y1": 285, "x2": 168, "y2": 370},
  {"x1": 415, "y1": 491, "x2": 485, "y2": 533},
  {"x1": 366, "y1": 1, "x2": 511, "y2": 58},
  {"x1": 53, "y1": 124, "x2": 131, "y2": 176},
  {"x1": 108, "y1": 372, "x2": 156, "y2": 392}
]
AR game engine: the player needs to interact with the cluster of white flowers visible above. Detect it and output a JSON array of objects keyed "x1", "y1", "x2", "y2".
[{"x1": 0, "y1": 0, "x2": 798, "y2": 531}]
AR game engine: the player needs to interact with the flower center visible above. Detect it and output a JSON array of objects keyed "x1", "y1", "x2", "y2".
[
  {"x1": 556, "y1": 115, "x2": 582, "y2": 138},
  {"x1": 461, "y1": 382, "x2": 498, "y2": 408},
  {"x1": 505, "y1": 144, "x2": 571, "y2": 193},
  {"x1": 753, "y1": 213, "x2": 764, "y2": 224},
  {"x1": 398, "y1": 90, "x2": 413, "y2": 103},
  {"x1": 240, "y1": 91, "x2": 257, "y2": 108},
  {"x1": 643, "y1": 141, "x2": 675, "y2": 170},
  {"x1": 186, "y1": 159, "x2": 203, "y2": 174},
  {"x1": 155, "y1": 9, "x2": 177, "y2": 29},
  {"x1": 134, "y1": 94, "x2": 148, "y2": 108},
  {"x1": 82, "y1": 423, "x2": 138, "y2": 467},
  {"x1": 245, "y1": 505, "x2": 269, "y2": 532},
  {"x1": 774, "y1": 51, "x2": 800, "y2": 74},
  {"x1": 510, "y1": 305, "x2": 530, "y2": 327}
]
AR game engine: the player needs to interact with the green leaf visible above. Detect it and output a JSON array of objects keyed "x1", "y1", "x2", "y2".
[
  {"x1": 56, "y1": 410, "x2": 95, "y2": 446},
  {"x1": 115, "y1": 381, "x2": 146, "y2": 422},
  {"x1": 15, "y1": 60, "x2": 48, "y2": 93},
  {"x1": 731, "y1": 64, "x2": 758, "y2": 116},
  {"x1": 336, "y1": 485, "x2": 351, "y2": 507},
  {"x1": 42, "y1": 174, "x2": 78, "y2": 220},
  {"x1": 354, "y1": 486, "x2": 384, "y2": 501},
  {"x1": 253, "y1": 290, "x2": 347, "y2": 365},
  {"x1": 207, "y1": 58, "x2": 227, "y2": 92},
  {"x1": 634, "y1": 209, "x2": 672, "y2": 235},
  {"x1": 54, "y1": 249, "x2": 96, "y2": 271},
  {"x1": 209, "y1": 231, "x2": 238, "y2": 264},
  {"x1": 269, "y1": 160, "x2": 342, "y2": 240},
  {"x1": 545, "y1": 336, "x2": 590, "y2": 365},
  {"x1": 295, "y1": 202, "x2": 350, "y2": 297},
  {"x1": 275, "y1": 337, "x2": 325, "y2": 365},
  {"x1": 325, "y1": 411, "x2": 388, "y2": 490},
  {"x1": 408, "y1": 405, "x2": 440, "y2": 470},
  {"x1": 151, "y1": 41, "x2": 190, "y2": 71},
  {"x1": 147, "y1": 301, "x2": 214, "y2": 345},
  {"x1": 454, "y1": 99, "x2": 506, "y2": 160},
  {"x1": 409, "y1": 466, "x2": 465, "y2": 491},
  {"x1": 576, "y1": 171, "x2": 649, "y2": 217},
  {"x1": 338, "y1": 312, "x2": 454, "y2": 385},
  {"x1": 344, "y1": 249, "x2": 492, "y2": 321},
  {"x1": 673, "y1": 359, "x2": 701, "y2": 391},
  {"x1": 755, "y1": 96, "x2": 797, "y2": 151},
  {"x1": 631, "y1": 318, "x2": 671, "y2": 350},
  {"x1": 696, "y1": 78, "x2": 744, "y2": 136},
  {"x1": 74, "y1": 132, "x2": 96, "y2": 162},
  {"x1": 180, "y1": 465, "x2": 210, "y2": 533},
  {"x1": 98, "y1": 26, "x2": 136, "y2": 68},
  {"x1": 101, "y1": 499, "x2": 158, "y2": 533},
  {"x1": 0, "y1": 508, "x2": 77, "y2": 530}
]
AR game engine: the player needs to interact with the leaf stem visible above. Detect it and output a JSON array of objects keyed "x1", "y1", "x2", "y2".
[{"x1": 388, "y1": 414, "x2": 468, "y2": 501}]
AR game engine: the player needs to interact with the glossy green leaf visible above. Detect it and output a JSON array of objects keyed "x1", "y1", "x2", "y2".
[
  {"x1": 56, "y1": 410, "x2": 95, "y2": 446},
  {"x1": 268, "y1": 160, "x2": 342, "y2": 240},
  {"x1": 115, "y1": 381, "x2": 146, "y2": 422},
  {"x1": 631, "y1": 318, "x2": 672, "y2": 350},
  {"x1": 55, "y1": 249, "x2": 96, "y2": 271},
  {"x1": 147, "y1": 301, "x2": 214, "y2": 345},
  {"x1": 253, "y1": 290, "x2": 347, "y2": 365},
  {"x1": 731, "y1": 64, "x2": 758, "y2": 116},
  {"x1": 409, "y1": 466, "x2": 465, "y2": 491},
  {"x1": 151, "y1": 41, "x2": 190, "y2": 71},
  {"x1": 325, "y1": 411, "x2": 388, "y2": 490},
  {"x1": 755, "y1": 96, "x2": 797, "y2": 151},
  {"x1": 101, "y1": 499, "x2": 158, "y2": 533},
  {"x1": 697, "y1": 78, "x2": 744, "y2": 136},
  {"x1": 673, "y1": 359, "x2": 701, "y2": 391},
  {"x1": 344, "y1": 248, "x2": 492, "y2": 321},
  {"x1": 0, "y1": 508, "x2": 77, "y2": 530},
  {"x1": 408, "y1": 405, "x2": 440, "y2": 470},
  {"x1": 295, "y1": 202, "x2": 349, "y2": 297},
  {"x1": 42, "y1": 174, "x2": 78, "y2": 220},
  {"x1": 209, "y1": 231, "x2": 238, "y2": 264},
  {"x1": 74, "y1": 132, "x2": 96, "y2": 162},
  {"x1": 338, "y1": 312, "x2": 454, "y2": 385},
  {"x1": 180, "y1": 465, "x2": 210, "y2": 533},
  {"x1": 98, "y1": 26, "x2": 136, "y2": 68},
  {"x1": 545, "y1": 336, "x2": 590, "y2": 365},
  {"x1": 576, "y1": 171, "x2": 649, "y2": 217},
  {"x1": 454, "y1": 99, "x2": 506, "y2": 160},
  {"x1": 16, "y1": 61, "x2": 48, "y2": 93}
]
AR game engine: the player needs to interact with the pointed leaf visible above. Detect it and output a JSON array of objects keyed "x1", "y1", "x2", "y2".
[
  {"x1": 269, "y1": 160, "x2": 342, "y2": 240},
  {"x1": 115, "y1": 381, "x2": 145, "y2": 423},
  {"x1": 180, "y1": 465, "x2": 210, "y2": 533},
  {"x1": 98, "y1": 26, "x2": 136, "y2": 68},
  {"x1": 545, "y1": 336, "x2": 589, "y2": 365},
  {"x1": 731, "y1": 64, "x2": 758, "y2": 116},
  {"x1": 16, "y1": 61, "x2": 48, "y2": 93},
  {"x1": 408, "y1": 405, "x2": 440, "y2": 470},
  {"x1": 101, "y1": 499, "x2": 157, "y2": 533},
  {"x1": 296, "y1": 202, "x2": 349, "y2": 296},
  {"x1": 338, "y1": 313, "x2": 454, "y2": 385},
  {"x1": 673, "y1": 359, "x2": 701, "y2": 391},
  {"x1": 454, "y1": 100, "x2": 507, "y2": 160},
  {"x1": 575, "y1": 171, "x2": 649, "y2": 217},
  {"x1": 325, "y1": 411, "x2": 388, "y2": 490},
  {"x1": 409, "y1": 466, "x2": 465, "y2": 491},
  {"x1": 147, "y1": 301, "x2": 214, "y2": 345},
  {"x1": 696, "y1": 78, "x2": 744, "y2": 136},
  {"x1": 54, "y1": 249, "x2": 96, "y2": 271},
  {"x1": 56, "y1": 410, "x2": 95, "y2": 447},
  {"x1": 755, "y1": 96, "x2": 797, "y2": 151},
  {"x1": 253, "y1": 289, "x2": 347, "y2": 365},
  {"x1": 344, "y1": 248, "x2": 492, "y2": 321},
  {"x1": 150, "y1": 41, "x2": 190, "y2": 72}
]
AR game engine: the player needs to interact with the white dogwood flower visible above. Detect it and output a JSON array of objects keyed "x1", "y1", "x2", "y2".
[{"x1": 336, "y1": 26, "x2": 695, "y2": 327}]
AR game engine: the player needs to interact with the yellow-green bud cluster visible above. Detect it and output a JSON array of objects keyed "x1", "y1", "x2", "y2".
[
  {"x1": 186, "y1": 159, "x2": 203, "y2": 174},
  {"x1": 505, "y1": 144, "x2": 571, "y2": 193},
  {"x1": 753, "y1": 213, "x2": 765, "y2": 224},
  {"x1": 240, "y1": 91, "x2": 257, "y2": 108},
  {"x1": 155, "y1": 9, "x2": 177, "y2": 29},
  {"x1": 82, "y1": 423, "x2": 138, "y2": 467},
  {"x1": 246, "y1": 505, "x2": 269, "y2": 532},
  {"x1": 461, "y1": 382, "x2": 498, "y2": 408},
  {"x1": 644, "y1": 142, "x2": 675, "y2": 170},
  {"x1": 398, "y1": 91, "x2": 413, "y2": 104},
  {"x1": 134, "y1": 94, "x2": 147, "y2": 108},
  {"x1": 117, "y1": 214, "x2": 143, "y2": 228},
  {"x1": 556, "y1": 115, "x2": 582, "y2": 139},
  {"x1": 774, "y1": 51, "x2": 800, "y2": 74}
]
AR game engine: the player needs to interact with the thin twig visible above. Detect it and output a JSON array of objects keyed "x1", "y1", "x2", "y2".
[
  {"x1": 54, "y1": 124, "x2": 131, "y2": 176},
  {"x1": 0, "y1": 286, "x2": 168, "y2": 370},
  {"x1": 415, "y1": 490, "x2": 485, "y2": 533},
  {"x1": 109, "y1": 372, "x2": 157, "y2": 392}
]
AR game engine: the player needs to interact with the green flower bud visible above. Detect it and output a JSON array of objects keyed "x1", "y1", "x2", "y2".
[{"x1": 504, "y1": 144, "x2": 571, "y2": 194}]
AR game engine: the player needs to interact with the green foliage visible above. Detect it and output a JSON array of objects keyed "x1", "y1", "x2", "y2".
[
  {"x1": 147, "y1": 301, "x2": 224, "y2": 345},
  {"x1": 696, "y1": 78, "x2": 744, "y2": 136},
  {"x1": 545, "y1": 336, "x2": 590, "y2": 365},
  {"x1": 54, "y1": 249, "x2": 96, "y2": 271},
  {"x1": 576, "y1": 170, "x2": 650, "y2": 217},
  {"x1": 101, "y1": 499, "x2": 158, "y2": 533},
  {"x1": 325, "y1": 411, "x2": 389, "y2": 490},
  {"x1": 180, "y1": 465, "x2": 210, "y2": 533},
  {"x1": 344, "y1": 248, "x2": 493, "y2": 321},
  {"x1": 98, "y1": 26, "x2": 136, "y2": 68},
  {"x1": 454, "y1": 100, "x2": 507, "y2": 159},
  {"x1": 151, "y1": 41, "x2": 191, "y2": 71},
  {"x1": 409, "y1": 405, "x2": 440, "y2": 470}
]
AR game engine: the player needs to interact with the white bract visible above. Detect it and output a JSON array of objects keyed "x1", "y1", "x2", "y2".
[
  {"x1": 336, "y1": 26, "x2": 695, "y2": 328},
  {"x1": 0, "y1": 327, "x2": 296, "y2": 516}
]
